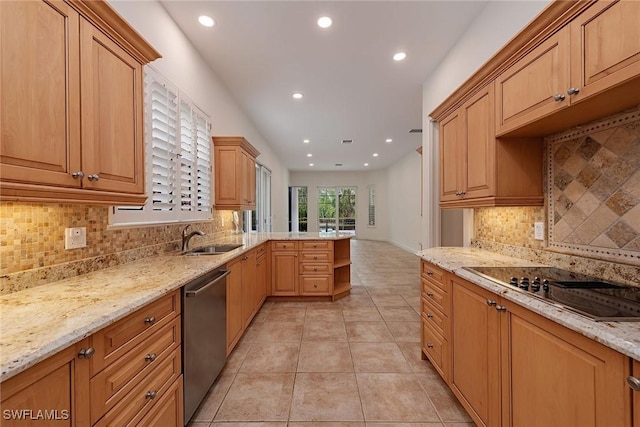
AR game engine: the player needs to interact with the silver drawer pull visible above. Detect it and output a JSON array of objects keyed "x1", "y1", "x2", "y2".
[
  {"x1": 553, "y1": 93, "x2": 565, "y2": 101},
  {"x1": 145, "y1": 390, "x2": 157, "y2": 400},
  {"x1": 87, "y1": 174, "x2": 100, "y2": 181},
  {"x1": 426, "y1": 292, "x2": 434, "y2": 297},
  {"x1": 486, "y1": 299, "x2": 497, "y2": 306},
  {"x1": 71, "y1": 171, "x2": 84, "y2": 179},
  {"x1": 628, "y1": 376, "x2": 640, "y2": 391},
  {"x1": 144, "y1": 353, "x2": 157, "y2": 362},
  {"x1": 426, "y1": 344, "x2": 434, "y2": 349},
  {"x1": 143, "y1": 316, "x2": 156, "y2": 325},
  {"x1": 495, "y1": 305, "x2": 507, "y2": 312},
  {"x1": 426, "y1": 313, "x2": 433, "y2": 318},
  {"x1": 77, "y1": 347, "x2": 95, "y2": 359},
  {"x1": 567, "y1": 87, "x2": 580, "y2": 95}
]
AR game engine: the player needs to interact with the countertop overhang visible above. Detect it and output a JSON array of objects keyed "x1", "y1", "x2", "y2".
[
  {"x1": 0, "y1": 232, "x2": 352, "y2": 382},
  {"x1": 417, "y1": 247, "x2": 640, "y2": 362}
]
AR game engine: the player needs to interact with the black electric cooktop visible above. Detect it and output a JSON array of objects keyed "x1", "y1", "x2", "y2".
[{"x1": 463, "y1": 266, "x2": 640, "y2": 321}]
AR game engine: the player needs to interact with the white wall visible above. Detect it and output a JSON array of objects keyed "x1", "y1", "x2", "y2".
[
  {"x1": 420, "y1": 0, "x2": 550, "y2": 248},
  {"x1": 289, "y1": 171, "x2": 388, "y2": 241},
  {"x1": 110, "y1": 0, "x2": 290, "y2": 231},
  {"x1": 387, "y1": 150, "x2": 422, "y2": 252}
]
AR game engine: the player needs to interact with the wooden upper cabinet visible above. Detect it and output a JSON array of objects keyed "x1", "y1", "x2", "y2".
[
  {"x1": 0, "y1": 1, "x2": 81, "y2": 189},
  {"x1": 0, "y1": 0, "x2": 160, "y2": 205},
  {"x1": 213, "y1": 136, "x2": 260, "y2": 210},
  {"x1": 496, "y1": 27, "x2": 570, "y2": 136},
  {"x1": 570, "y1": 0, "x2": 640, "y2": 103},
  {"x1": 439, "y1": 110, "x2": 464, "y2": 202},
  {"x1": 80, "y1": 19, "x2": 144, "y2": 195}
]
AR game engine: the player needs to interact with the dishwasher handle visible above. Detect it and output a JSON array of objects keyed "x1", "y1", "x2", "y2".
[{"x1": 185, "y1": 270, "x2": 230, "y2": 297}]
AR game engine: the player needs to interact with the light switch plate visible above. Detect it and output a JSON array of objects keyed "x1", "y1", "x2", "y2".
[
  {"x1": 65, "y1": 227, "x2": 87, "y2": 250},
  {"x1": 534, "y1": 222, "x2": 544, "y2": 241}
]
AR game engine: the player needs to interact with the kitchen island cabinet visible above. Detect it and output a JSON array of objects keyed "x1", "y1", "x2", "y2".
[{"x1": 0, "y1": 0, "x2": 160, "y2": 205}]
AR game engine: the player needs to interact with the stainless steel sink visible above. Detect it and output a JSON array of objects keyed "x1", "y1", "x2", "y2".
[{"x1": 184, "y1": 244, "x2": 243, "y2": 256}]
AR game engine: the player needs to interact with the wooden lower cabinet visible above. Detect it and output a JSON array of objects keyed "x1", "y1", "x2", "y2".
[
  {"x1": 226, "y1": 258, "x2": 244, "y2": 355},
  {"x1": 633, "y1": 360, "x2": 640, "y2": 427},
  {"x1": 271, "y1": 247, "x2": 299, "y2": 296},
  {"x1": 0, "y1": 339, "x2": 91, "y2": 426},
  {"x1": 255, "y1": 251, "x2": 267, "y2": 310},
  {"x1": 450, "y1": 276, "x2": 632, "y2": 427},
  {"x1": 504, "y1": 302, "x2": 630, "y2": 427},
  {"x1": 450, "y1": 278, "x2": 501, "y2": 427}
]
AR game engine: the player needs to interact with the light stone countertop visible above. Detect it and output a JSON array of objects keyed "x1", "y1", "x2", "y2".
[
  {"x1": 0, "y1": 232, "x2": 352, "y2": 382},
  {"x1": 417, "y1": 247, "x2": 640, "y2": 361}
]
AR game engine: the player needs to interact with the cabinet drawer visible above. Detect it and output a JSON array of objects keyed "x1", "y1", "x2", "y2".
[
  {"x1": 422, "y1": 318, "x2": 448, "y2": 380},
  {"x1": 299, "y1": 263, "x2": 332, "y2": 275},
  {"x1": 271, "y1": 241, "x2": 298, "y2": 251},
  {"x1": 422, "y1": 279, "x2": 450, "y2": 316},
  {"x1": 255, "y1": 243, "x2": 267, "y2": 257},
  {"x1": 300, "y1": 276, "x2": 332, "y2": 295},
  {"x1": 95, "y1": 348, "x2": 181, "y2": 427},
  {"x1": 422, "y1": 297, "x2": 450, "y2": 339},
  {"x1": 137, "y1": 376, "x2": 183, "y2": 426},
  {"x1": 421, "y1": 261, "x2": 447, "y2": 289},
  {"x1": 301, "y1": 241, "x2": 331, "y2": 251},
  {"x1": 90, "y1": 316, "x2": 181, "y2": 423},
  {"x1": 300, "y1": 252, "x2": 331, "y2": 263},
  {"x1": 92, "y1": 290, "x2": 180, "y2": 374}
]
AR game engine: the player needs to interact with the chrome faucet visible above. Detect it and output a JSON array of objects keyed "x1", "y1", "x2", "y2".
[{"x1": 182, "y1": 225, "x2": 205, "y2": 252}]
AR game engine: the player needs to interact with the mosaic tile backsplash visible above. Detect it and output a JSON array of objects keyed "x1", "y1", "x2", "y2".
[{"x1": 0, "y1": 203, "x2": 234, "y2": 294}]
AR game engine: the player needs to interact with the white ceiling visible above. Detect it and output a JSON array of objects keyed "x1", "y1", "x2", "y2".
[{"x1": 160, "y1": 1, "x2": 488, "y2": 171}]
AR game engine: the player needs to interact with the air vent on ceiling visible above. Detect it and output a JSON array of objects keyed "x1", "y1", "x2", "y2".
[
  {"x1": 341, "y1": 139, "x2": 353, "y2": 144},
  {"x1": 409, "y1": 129, "x2": 422, "y2": 133},
  {"x1": 335, "y1": 163, "x2": 343, "y2": 167}
]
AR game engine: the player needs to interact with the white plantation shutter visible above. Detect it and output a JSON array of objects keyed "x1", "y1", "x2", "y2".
[{"x1": 111, "y1": 67, "x2": 212, "y2": 225}]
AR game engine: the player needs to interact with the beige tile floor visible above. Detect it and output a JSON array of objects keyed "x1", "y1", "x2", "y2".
[{"x1": 188, "y1": 239, "x2": 475, "y2": 427}]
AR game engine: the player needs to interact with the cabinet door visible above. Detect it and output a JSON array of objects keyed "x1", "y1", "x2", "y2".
[
  {"x1": 496, "y1": 27, "x2": 570, "y2": 135},
  {"x1": 503, "y1": 302, "x2": 631, "y2": 427},
  {"x1": 242, "y1": 250, "x2": 257, "y2": 328},
  {"x1": 463, "y1": 82, "x2": 495, "y2": 199},
  {"x1": 242, "y1": 151, "x2": 256, "y2": 205},
  {"x1": 0, "y1": 0, "x2": 81, "y2": 187},
  {"x1": 255, "y1": 254, "x2": 267, "y2": 310},
  {"x1": 439, "y1": 110, "x2": 464, "y2": 202},
  {"x1": 215, "y1": 146, "x2": 242, "y2": 206},
  {"x1": 80, "y1": 19, "x2": 144, "y2": 194},
  {"x1": 271, "y1": 252, "x2": 298, "y2": 296},
  {"x1": 0, "y1": 339, "x2": 90, "y2": 427},
  {"x1": 634, "y1": 360, "x2": 640, "y2": 427},
  {"x1": 450, "y1": 278, "x2": 501, "y2": 427},
  {"x1": 226, "y1": 259, "x2": 243, "y2": 355},
  {"x1": 570, "y1": 0, "x2": 640, "y2": 103}
]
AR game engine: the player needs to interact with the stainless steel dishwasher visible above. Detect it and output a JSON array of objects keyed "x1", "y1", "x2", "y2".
[{"x1": 182, "y1": 268, "x2": 229, "y2": 424}]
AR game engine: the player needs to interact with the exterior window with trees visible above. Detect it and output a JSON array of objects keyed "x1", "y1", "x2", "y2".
[{"x1": 318, "y1": 186, "x2": 356, "y2": 234}]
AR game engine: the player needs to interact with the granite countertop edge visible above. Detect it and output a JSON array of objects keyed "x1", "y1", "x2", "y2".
[
  {"x1": 0, "y1": 232, "x2": 353, "y2": 382},
  {"x1": 416, "y1": 247, "x2": 640, "y2": 362}
]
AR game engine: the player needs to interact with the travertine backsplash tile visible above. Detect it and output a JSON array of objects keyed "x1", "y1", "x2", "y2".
[
  {"x1": 473, "y1": 109, "x2": 640, "y2": 284},
  {"x1": 0, "y1": 202, "x2": 234, "y2": 294}
]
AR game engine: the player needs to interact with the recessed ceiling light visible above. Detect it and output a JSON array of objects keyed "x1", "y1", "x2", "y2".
[
  {"x1": 364, "y1": 163, "x2": 369, "y2": 166},
  {"x1": 303, "y1": 139, "x2": 310, "y2": 143},
  {"x1": 198, "y1": 15, "x2": 215, "y2": 27},
  {"x1": 292, "y1": 92, "x2": 303, "y2": 99},
  {"x1": 393, "y1": 52, "x2": 407, "y2": 61},
  {"x1": 317, "y1": 16, "x2": 332, "y2": 28},
  {"x1": 309, "y1": 163, "x2": 314, "y2": 167},
  {"x1": 373, "y1": 153, "x2": 379, "y2": 157},
  {"x1": 385, "y1": 138, "x2": 393, "y2": 143},
  {"x1": 307, "y1": 153, "x2": 312, "y2": 157}
]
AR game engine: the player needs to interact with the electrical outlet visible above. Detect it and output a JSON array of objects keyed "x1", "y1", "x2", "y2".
[
  {"x1": 65, "y1": 227, "x2": 87, "y2": 250},
  {"x1": 534, "y1": 222, "x2": 544, "y2": 241}
]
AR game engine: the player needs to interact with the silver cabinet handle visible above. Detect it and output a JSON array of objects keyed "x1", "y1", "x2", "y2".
[
  {"x1": 426, "y1": 344, "x2": 434, "y2": 349},
  {"x1": 455, "y1": 191, "x2": 461, "y2": 196},
  {"x1": 71, "y1": 171, "x2": 84, "y2": 179},
  {"x1": 77, "y1": 347, "x2": 95, "y2": 359},
  {"x1": 143, "y1": 316, "x2": 156, "y2": 325},
  {"x1": 567, "y1": 87, "x2": 580, "y2": 95},
  {"x1": 628, "y1": 376, "x2": 640, "y2": 391},
  {"x1": 144, "y1": 353, "x2": 157, "y2": 362},
  {"x1": 426, "y1": 292, "x2": 434, "y2": 297},
  {"x1": 145, "y1": 390, "x2": 157, "y2": 399},
  {"x1": 553, "y1": 93, "x2": 565, "y2": 101},
  {"x1": 426, "y1": 313, "x2": 433, "y2": 318},
  {"x1": 87, "y1": 174, "x2": 100, "y2": 181},
  {"x1": 487, "y1": 299, "x2": 497, "y2": 306},
  {"x1": 426, "y1": 270, "x2": 433, "y2": 276},
  {"x1": 496, "y1": 305, "x2": 507, "y2": 312},
  {"x1": 459, "y1": 191, "x2": 466, "y2": 196}
]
